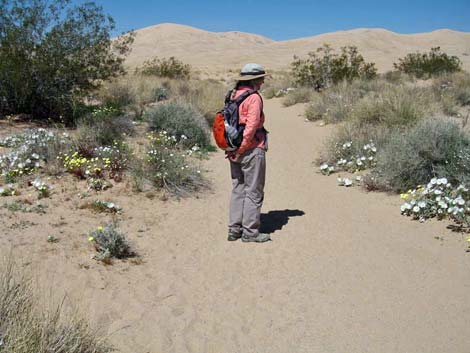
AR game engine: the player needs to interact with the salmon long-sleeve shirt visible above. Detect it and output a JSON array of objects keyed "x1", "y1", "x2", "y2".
[{"x1": 233, "y1": 87, "x2": 267, "y2": 154}]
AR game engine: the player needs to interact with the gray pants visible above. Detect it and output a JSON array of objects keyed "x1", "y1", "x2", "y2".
[{"x1": 229, "y1": 148, "x2": 266, "y2": 237}]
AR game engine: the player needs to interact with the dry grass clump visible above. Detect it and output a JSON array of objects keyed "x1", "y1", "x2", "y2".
[
  {"x1": 350, "y1": 85, "x2": 438, "y2": 128},
  {"x1": 0, "y1": 255, "x2": 112, "y2": 352},
  {"x1": 282, "y1": 87, "x2": 316, "y2": 107},
  {"x1": 262, "y1": 71, "x2": 293, "y2": 99}
]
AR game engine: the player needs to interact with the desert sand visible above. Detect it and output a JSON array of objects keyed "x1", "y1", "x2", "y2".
[
  {"x1": 125, "y1": 23, "x2": 470, "y2": 74},
  {"x1": 1, "y1": 98, "x2": 470, "y2": 352}
]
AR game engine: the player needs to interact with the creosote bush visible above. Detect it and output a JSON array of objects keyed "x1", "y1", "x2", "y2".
[
  {"x1": 136, "y1": 56, "x2": 191, "y2": 79},
  {"x1": 0, "y1": 0, "x2": 134, "y2": 124},
  {"x1": 291, "y1": 44, "x2": 377, "y2": 91},
  {"x1": 393, "y1": 47, "x2": 462, "y2": 78},
  {"x1": 144, "y1": 102, "x2": 211, "y2": 149}
]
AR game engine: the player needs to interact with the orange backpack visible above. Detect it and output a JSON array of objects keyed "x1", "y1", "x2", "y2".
[{"x1": 212, "y1": 89, "x2": 256, "y2": 151}]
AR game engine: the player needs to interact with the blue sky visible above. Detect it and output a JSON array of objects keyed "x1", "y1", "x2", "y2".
[{"x1": 80, "y1": 0, "x2": 470, "y2": 40}]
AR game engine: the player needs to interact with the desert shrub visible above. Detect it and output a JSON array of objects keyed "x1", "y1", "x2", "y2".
[
  {"x1": 0, "y1": 0, "x2": 134, "y2": 124},
  {"x1": 282, "y1": 87, "x2": 315, "y2": 107},
  {"x1": 393, "y1": 47, "x2": 462, "y2": 78},
  {"x1": 350, "y1": 85, "x2": 438, "y2": 128},
  {"x1": 89, "y1": 223, "x2": 133, "y2": 263},
  {"x1": 291, "y1": 44, "x2": 377, "y2": 91},
  {"x1": 373, "y1": 117, "x2": 470, "y2": 192},
  {"x1": 0, "y1": 255, "x2": 112, "y2": 352},
  {"x1": 144, "y1": 102, "x2": 211, "y2": 148},
  {"x1": 143, "y1": 131, "x2": 207, "y2": 196},
  {"x1": 136, "y1": 56, "x2": 191, "y2": 79}
]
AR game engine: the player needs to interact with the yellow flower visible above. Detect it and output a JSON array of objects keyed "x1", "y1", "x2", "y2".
[
  {"x1": 97, "y1": 226, "x2": 103, "y2": 231},
  {"x1": 400, "y1": 193, "x2": 409, "y2": 199},
  {"x1": 88, "y1": 236, "x2": 95, "y2": 242},
  {"x1": 466, "y1": 236, "x2": 470, "y2": 243}
]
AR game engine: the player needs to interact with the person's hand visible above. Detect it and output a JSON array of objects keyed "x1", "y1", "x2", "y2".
[{"x1": 226, "y1": 151, "x2": 241, "y2": 163}]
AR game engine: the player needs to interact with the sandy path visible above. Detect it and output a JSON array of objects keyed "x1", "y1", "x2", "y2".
[{"x1": 2, "y1": 98, "x2": 470, "y2": 352}]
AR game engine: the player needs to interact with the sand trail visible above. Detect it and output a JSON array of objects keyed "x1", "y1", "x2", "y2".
[{"x1": 2, "y1": 98, "x2": 470, "y2": 352}]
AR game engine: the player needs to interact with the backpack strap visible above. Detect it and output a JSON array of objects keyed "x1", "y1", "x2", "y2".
[{"x1": 233, "y1": 89, "x2": 257, "y2": 105}]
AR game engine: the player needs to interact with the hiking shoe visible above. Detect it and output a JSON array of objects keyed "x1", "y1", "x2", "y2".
[
  {"x1": 227, "y1": 232, "x2": 242, "y2": 241},
  {"x1": 241, "y1": 233, "x2": 271, "y2": 243}
]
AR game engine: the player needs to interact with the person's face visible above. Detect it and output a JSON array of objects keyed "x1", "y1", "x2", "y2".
[{"x1": 254, "y1": 77, "x2": 265, "y2": 90}]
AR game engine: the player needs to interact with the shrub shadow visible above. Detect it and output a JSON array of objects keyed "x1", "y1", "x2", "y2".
[{"x1": 260, "y1": 209, "x2": 305, "y2": 235}]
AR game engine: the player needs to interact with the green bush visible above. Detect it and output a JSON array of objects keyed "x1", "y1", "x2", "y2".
[
  {"x1": 144, "y1": 102, "x2": 211, "y2": 149},
  {"x1": 136, "y1": 56, "x2": 191, "y2": 79},
  {"x1": 291, "y1": 44, "x2": 377, "y2": 90},
  {"x1": 0, "y1": 0, "x2": 134, "y2": 124},
  {"x1": 393, "y1": 47, "x2": 462, "y2": 78},
  {"x1": 0, "y1": 256, "x2": 112, "y2": 352},
  {"x1": 374, "y1": 118, "x2": 470, "y2": 192}
]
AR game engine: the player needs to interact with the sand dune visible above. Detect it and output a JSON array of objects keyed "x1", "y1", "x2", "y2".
[{"x1": 125, "y1": 23, "x2": 470, "y2": 73}]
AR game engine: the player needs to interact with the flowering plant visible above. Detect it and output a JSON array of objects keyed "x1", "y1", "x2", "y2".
[{"x1": 400, "y1": 177, "x2": 470, "y2": 227}]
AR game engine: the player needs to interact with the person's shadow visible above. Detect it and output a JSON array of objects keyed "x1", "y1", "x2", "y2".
[{"x1": 260, "y1": 209, "x2": 305, "y2": 234}]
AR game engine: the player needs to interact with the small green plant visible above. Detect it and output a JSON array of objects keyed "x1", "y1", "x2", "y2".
[
  {"x1": 84, "y1": 200, "x2": 122, "y2": 214},
  {"x1": 291, "y1": 44, "x2": 377, "y2": 91},
  {"x1": 136, "y1": 56, "x2": 191, "y2": 79},
  {"x1": 393, "y1": 47, "x2": 462, "y2": 78},
  {"x1": 88, "y1": 224, "x2": 133, "y2": 263},
  {"x1": 144, "y1": 101, "x2": 211, "y2": 149},
  {"x1": 47, "y1": 235, "x2": 59, "y2": 243}
]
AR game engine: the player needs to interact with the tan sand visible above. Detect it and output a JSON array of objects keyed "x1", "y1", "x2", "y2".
[
  {"x1": 1, "y1": 98, "x2": 470, "y2": 352},
  {"x1": 124, "y1": 23, "x2": 470, "y2": 74}
]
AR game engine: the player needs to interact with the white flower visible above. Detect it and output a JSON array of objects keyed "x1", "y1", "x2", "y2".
[
  {"x1": 412, "y1": 206, "x2": 420, "y2": 213},
  {"x1": 434, "y1": 190, "x2": 442, "y2": 195},
  {"x1": 343, "y1": 178, "x2": 353, "y2": 187},
  {"x1": 418, "y1": 201, "x2": 426, "y2": 208},
  {"x1": 438, "y1": 201, "x2": 448, "y2": 209},
  {"x1": 320, "y1": 163, "x2": 328, "y2": 170},
  {"x1": 430, "y1": 178, "x2": 437, "y2": 185}
]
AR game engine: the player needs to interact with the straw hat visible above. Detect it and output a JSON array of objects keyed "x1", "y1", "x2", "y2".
[{"x1": 236, "y1": 63, "x2": 268, "y2": 81}]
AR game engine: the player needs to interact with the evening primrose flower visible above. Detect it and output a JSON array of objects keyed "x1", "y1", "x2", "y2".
[
  {"x1": 97, "y1": 226, "x2": 103, "y2": 231},
  {"x1": 88, "y1": 236, "x2": 95, "y2": 242}
]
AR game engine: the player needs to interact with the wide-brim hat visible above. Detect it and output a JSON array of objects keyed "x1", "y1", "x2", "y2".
[{"x1": 236, "y1": 63, "x2": 268, "y2": 81}]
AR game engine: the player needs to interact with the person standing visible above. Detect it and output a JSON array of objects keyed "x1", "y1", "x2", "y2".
[{"x1": 227, "y1": 63, "x2": 270, "y2": 243}]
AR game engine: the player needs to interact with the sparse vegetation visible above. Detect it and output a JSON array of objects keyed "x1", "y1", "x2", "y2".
[{"x1": 393, "y1": 47, "x2": 462, "y2": 78}]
